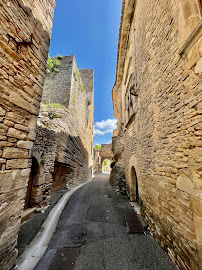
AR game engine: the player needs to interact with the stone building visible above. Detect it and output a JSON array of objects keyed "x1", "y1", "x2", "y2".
[
  {"x1": 24, "y1": 55, "x2": 94, "y2": 211},
  {"x1": 0, "y1": 1, "x2": 55, "y2": 269},
  {"x1": 93, "y1": 144, "x2": 113, "y2": 173},
  {"x1": 112, "y1": 0, "x2": 202, "y2": 269}
]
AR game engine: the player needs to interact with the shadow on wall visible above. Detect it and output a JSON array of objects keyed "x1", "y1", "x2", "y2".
[
  {"x1": 56, "y1": 132, "x2": 92, "y2": 186},
  {"x1": 51, "y1": 161, "x2": 73, "y2": 192}
]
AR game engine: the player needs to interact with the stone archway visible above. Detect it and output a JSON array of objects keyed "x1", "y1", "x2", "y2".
[
  {"x1": 128, "y1": 155, "x2": 141, "y2": 202},
  {"x1": 100, "y1": 143, "x2": 113, "y2": 173},
  {"x1": 129, "y1": 166, "x2": 139, "y2": 202}
]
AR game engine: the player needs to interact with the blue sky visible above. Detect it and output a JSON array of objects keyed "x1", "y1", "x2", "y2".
[{"x1": 49, "y1": 0, "x2": 122, "y2": 145}]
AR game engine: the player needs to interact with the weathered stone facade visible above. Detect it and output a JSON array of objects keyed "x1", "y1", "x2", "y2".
[
  {"x1": 25, "y1": 126, "x2": 56, "y2": 210},
  {"x1": 24, "y1": 55, "x2": 94, "y2": 211},
  {"x1": 112, "y1": 0, "x2": 202, "y2": 269},
  {"x1": 0, "y1": 1, "x2": 55, "y2": 269}
]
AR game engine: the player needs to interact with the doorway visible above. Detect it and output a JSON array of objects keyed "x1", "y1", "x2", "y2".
[
  {"x1": 24, "y1": 157, "x2": 39, "y2": 210},
  {"x1": 130, "y1": 166, "x2": 139, "y2": 203},
  {"x1": 102, "y1": 159, "x2": 111, "y2": 173}
]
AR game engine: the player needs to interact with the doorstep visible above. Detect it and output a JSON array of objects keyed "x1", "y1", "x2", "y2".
[{"x1": 21, "y1": 208, "x2": 36, "y2": 222}]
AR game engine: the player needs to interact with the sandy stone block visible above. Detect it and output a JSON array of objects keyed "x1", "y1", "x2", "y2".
[
  {"x1": 9, "y1": 92, "x2": 32, "y2": 113},
  {"x1": 20, "y1": 168, "x2": 31, "y2": 177},
  {"x1": 0, "y1": 117, "x2": 3, "y2": 122},
  {"x1": 4, "y1": 119, "x2": 14, "y2": 127},
  {"x1": 7, "y1": 138, "x2": 17, "y2": 142},
  {"x1": 0, "y1": 150, "x2": 2, "y2": 157},
  {"x1": 0, "y1": 107, "x2": 6, "y2": 116},
  {"x1": 0, "y1": 135, "x2": 7, "y2": 140},
  {"x1": 0, "y1": 158, "x2": 6, "y2": 164},
  {"x1": 6, "y1": 159, "x2": 29, "y2": 169},
  {"x1": 14, "y1": 124, "x2": 29, "y2": 132},
  {"x1": 0, "y1": 39, "x2": 19, "y2": 61},
  {"x1": 17, "y1": 140, "x2": 33, "y2": 150},
  {"x1": 7, "y1": 128, "x2": 27, "y2": 140},
  {"x1": 3, "y1": 148, "x2": 28, "y2": 159},
  {"x1": 23, "y1": 85, "x2": 35, "y2": 98},
  {"x1": 6, "y1": 112, "x2": 27, "y2": 125},
  {"x1": 0, "y1": 123, "x2": 9, "y2": 130},
  {"x1": 0, "y1": 129, "x2": 6, "y2": 135},
  {"x1": 0, "y1": 141, "x2": 14, "y2": 147}
]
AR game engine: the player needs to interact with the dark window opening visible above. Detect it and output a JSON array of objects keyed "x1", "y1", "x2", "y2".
[{"x1": 198, "y1": 0, "x2": 202, "y2": 15}]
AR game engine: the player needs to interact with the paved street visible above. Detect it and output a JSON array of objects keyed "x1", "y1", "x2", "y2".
[{"x1": 34, "y1": 173, "x2": 177, "y2": 270}]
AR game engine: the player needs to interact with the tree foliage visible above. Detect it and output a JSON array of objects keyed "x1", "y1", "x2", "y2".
[
  {"x1": 103, "y1": 159, "x2": 109, "y2": 166},
  {"x1": 46, "y1": 55, "x2": 63, "y2": 73},
  {"x1": 94, "y1": 144, "x2": 101, "y2": 150}
]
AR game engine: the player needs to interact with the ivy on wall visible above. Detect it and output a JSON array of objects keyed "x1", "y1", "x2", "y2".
[{"x1": 46, "y1": 55, "x2": 63, "y2": 73}]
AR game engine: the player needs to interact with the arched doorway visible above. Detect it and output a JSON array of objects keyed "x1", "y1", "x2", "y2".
[
  {"x1": 102, "y1": 159, "x2": 111, "y2": 173},
  {"x1": 24, "y1": 157, "x2": 39, "y2": 210},
  {"x1": 130, "y1": 166, "x2": 139, "y2": 203}
]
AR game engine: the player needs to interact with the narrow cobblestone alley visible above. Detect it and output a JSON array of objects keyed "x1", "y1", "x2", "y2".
[{"x1": 31, "y1": 173, "x2": 177, "y2": 270}]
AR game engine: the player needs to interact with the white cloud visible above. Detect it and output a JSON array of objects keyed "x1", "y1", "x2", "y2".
[{"x1": 94, "y1": 119, "x2": 117, "y2": 136}]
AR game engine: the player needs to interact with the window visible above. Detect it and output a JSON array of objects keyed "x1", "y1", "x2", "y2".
[{"x1": 124, "y1": 85, "x2": 137, "y2": 126}]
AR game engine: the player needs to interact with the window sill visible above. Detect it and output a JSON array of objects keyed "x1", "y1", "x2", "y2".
[{"x1": 179, "y1": 20, "x2": 202, "y2": 56}]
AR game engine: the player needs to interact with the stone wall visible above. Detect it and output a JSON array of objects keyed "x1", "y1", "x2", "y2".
[
  {"x1": 112, "y1": 0, "x2": 202, "y2": 269},
  {"x1": 0, "y1": 1, "x2": 55, "y2": 269},
  {"x1": 30, "y1": 55, "x2": 94, "y2": 208},
  {"x1": 42, "y1": 56, "x2": 74, "y2": 106}
]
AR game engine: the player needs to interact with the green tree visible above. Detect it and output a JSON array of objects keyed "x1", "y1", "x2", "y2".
[
  {"x1": 94, "y1": 144, "x2": 101, "y2": 150},
  {"x1": 103, "y1": 159, "x2": 109, "y2": 166}
]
